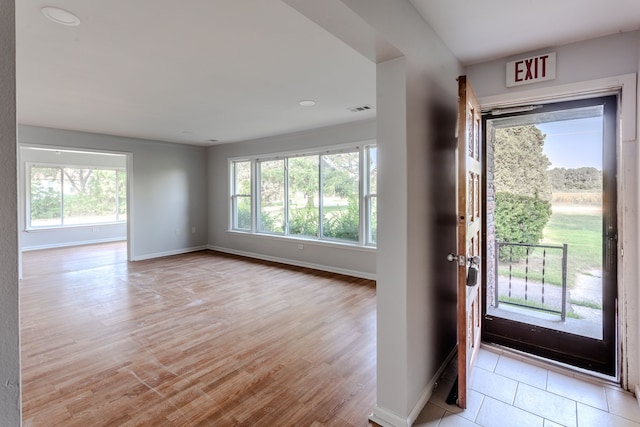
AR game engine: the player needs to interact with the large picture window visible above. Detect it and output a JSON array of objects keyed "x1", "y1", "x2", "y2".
[
  {"x1": 28, "y1": 164, "x2": 127, "y2": 228},
  {"x1": 230, "y1": 143, "x2": 376, "y2": 247}
]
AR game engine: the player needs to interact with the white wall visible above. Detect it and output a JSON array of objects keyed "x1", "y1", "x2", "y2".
[
  {"x1": 284, "y1": 1, "x2": 463, "y2": 425},
  {"x1": 207, "y1": 119, "x2": 377, "y2": 278},
  {"x1": 0, "y1": 0, "x2": 20, "y2": 424},
  {"x1": 467, "y1": 31, "x2": 639, "y2": 98},
  {"x1": 636, "y1": 30, "x2": 640, "y2": 402},
  {"x1": 18, "y1": 125, "x2": 209, "y2": 261},
  {"x1": 465, "y1": 31, "x2": 640, "y2": 393},
  {"x1": 18, "y1": 147, "x2": 127, "y2": 250}
]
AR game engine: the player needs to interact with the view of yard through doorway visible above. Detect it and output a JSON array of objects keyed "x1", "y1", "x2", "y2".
[{"x1": 483, "y1": 94, "x2": 618, "y2": 375}]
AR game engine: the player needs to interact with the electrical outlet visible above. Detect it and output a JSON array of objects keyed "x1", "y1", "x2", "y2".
[
  {"x1": 297, "y1": 244, "x2": 304, "y2": 250},
  {"x1": 191, "y1": 227, "x2": 196, "y2": 234}
]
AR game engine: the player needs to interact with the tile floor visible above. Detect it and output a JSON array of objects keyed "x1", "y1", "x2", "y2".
[{"x1": 416, "y1": 346, "x2": 640, "y2": 427}]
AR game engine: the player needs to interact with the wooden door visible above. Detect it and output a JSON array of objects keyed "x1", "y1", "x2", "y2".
[{"x1": 456, "y1": 76, "x2": 482, "y2": 409}]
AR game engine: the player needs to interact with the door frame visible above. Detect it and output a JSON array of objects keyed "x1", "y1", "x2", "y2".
[
  {"x1": 477, "y1": 73, "x2": 636, "y2": 386},
  {"x1": 482, "y1": 95, "x2": 617, "y2": 374}
]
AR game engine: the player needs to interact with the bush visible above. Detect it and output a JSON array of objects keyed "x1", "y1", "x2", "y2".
[
  {"x1": 323, "y1": 198, "x2": 359, "y2": 242},
  {"x1": 289, "y1": 207, "x2": 319, "y2": 236},
  {"x1": 495, "y1": 192, "x2": 551, "y2": 261}
]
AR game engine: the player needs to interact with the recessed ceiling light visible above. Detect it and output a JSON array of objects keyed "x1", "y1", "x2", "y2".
[
  {"x1": 41, "y1": 7, "x2": 81, "y2": 26},
  {"x1": 299, "y1": 100, "x2": 316, "y2": 107}
]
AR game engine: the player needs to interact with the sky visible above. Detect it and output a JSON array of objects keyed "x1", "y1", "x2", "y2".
[{"x1": 538, "y1": 117, "x2": 603, "y2": 170}]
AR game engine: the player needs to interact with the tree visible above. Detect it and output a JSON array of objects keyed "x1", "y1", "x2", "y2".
[
  {"x1": 494, "y1": 125, "x2": 552, "y2": 200},
  {"x1": 548, "y1": 167, "x2": 601, "y2": 191},
  {"x1": 495, "y1": 192, "x2": 552, "y2": 260},
  {"x1": 493, "y1": 125, "x2": 552, "y2": 259},
  {"x1": 288, "y1": 156, "x2": 319, "y2": 208}
]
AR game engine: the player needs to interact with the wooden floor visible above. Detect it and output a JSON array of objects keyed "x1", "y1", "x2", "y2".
[{"x1": 21, "y1": 242, "x2": 377, "y2": 426}]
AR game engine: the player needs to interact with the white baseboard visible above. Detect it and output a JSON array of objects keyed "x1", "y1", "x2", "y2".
[
  {"x1": 408, "y1": 346, "x2": 458, "y2": 422},
  {"x1": 21, "y1": 237, "x2": 126, "y2": 252},
  {"x1": 369, "y1": 347, "x2": 457, "y2": 427},
  {"x1": 208, "y1": 245, "x2": 376, "y2": 280},
  {"x1": 131, "y1": 245, "x2": 208, "y2": 261},
  {"x1": 369, "y1": 406, "x2": 410, "y2": 427}
]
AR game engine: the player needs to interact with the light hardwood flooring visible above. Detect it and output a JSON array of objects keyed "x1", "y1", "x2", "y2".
[{"x1": 21, "y1": 242, "x2": 377, "y2": 426}]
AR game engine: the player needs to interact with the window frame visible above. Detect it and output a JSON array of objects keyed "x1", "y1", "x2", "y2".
[
  {"x1": 228, "y1": 142, "x2": 377, "y2": 248},
  {"x1": 26, "y1": 162, "x2": 128, "y2": 230},
  {"x1": 229, "y1": 160, "x2": 252, "y2": 231},
  {"x1": 364, "y1": 145, "x2": 377, "y2": 246}
]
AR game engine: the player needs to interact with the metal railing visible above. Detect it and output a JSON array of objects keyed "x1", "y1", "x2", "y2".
[{"x1": 495, "y1": 241, "x2": 568, "y2": 321}]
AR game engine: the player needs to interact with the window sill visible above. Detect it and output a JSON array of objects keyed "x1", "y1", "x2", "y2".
[
  {"x1": 25, "y1": 222, "x2": 127, "y2": 232},
  {"x1": 226, "y1": 229, "x2": 377, "y2": 252}
]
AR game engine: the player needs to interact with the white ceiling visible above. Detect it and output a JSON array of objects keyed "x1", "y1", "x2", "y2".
[
  {"x1": 16, "y1": 0, "x2": 376, "y2": 145},
  {"x1": 16, "y1": 1, "x2": 640, "y2": 146},
  {"x1": 410, "y1": 0, "x2": 640, "y2": 65}
]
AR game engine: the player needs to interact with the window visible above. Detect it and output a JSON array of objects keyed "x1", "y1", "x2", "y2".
[
  {"x1": 365, "y1": 146, "x2": 377, "y2": 244},
  {"x1": 231, "y1": 161, "x2": 251, "y2": 230},
  {"x1": 28, "y1": 164, "x2": 127, "y2": 228},
  {"x1": 288, "y1": 155, "x2": 319, "y2": 238},
  {"x1": 230, "y1": 143, "x2": 377, "y2": 247},
  {"x1": 321, "y1": 151, "x2": 359, "y2": 242},
  {"x1": 258, "y1": 159, "x2": 285, "y2": 234}
]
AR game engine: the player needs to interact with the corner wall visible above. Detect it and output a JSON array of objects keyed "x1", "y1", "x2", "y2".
[
  {"x1": 636, "y1": 29, "x2": 640, "y2": 402},
  {"x1": 0, "y1": 0, "x2": 20, "y2": 424},
  {"x1": 316, "y1": 1, "x2": 463, "y2": 424},
  {"x1": 207, "y1": 120, "x2": 377, "y2": 279},
  {"x1": 18, "y1": 125, "x2": 209, "y2": 261},
  {"x1": 18, "y1": 147, "x2": 127, "y2": 250}
]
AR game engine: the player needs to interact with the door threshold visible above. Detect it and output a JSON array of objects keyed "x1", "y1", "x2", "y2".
[{"x1": 480, "y1": 342, "x2": 620, "y2": 389}]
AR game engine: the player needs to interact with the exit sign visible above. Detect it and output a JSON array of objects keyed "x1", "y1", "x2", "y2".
[{"x1": 506, "y1": 52, "x2": 556, "y2": 87}]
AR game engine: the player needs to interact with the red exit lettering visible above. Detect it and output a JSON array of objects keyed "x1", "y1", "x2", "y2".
[{"x1": 515, "y1": 55, "x2": 549, "y2": 82}]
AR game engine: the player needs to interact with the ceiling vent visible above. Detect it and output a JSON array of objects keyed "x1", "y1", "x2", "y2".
[{"x1": 348, "y1": 104, "x2": 374, "y2": 113}]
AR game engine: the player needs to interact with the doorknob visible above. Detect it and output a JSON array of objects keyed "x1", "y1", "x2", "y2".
[{"x1": 447, "y1": 253, "x2": 466, "y2": 266}]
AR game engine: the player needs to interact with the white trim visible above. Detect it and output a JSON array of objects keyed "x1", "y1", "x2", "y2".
[
  {"x1": 21, "y1": 237, "x2": 126, "y2": 252},
  {"x1": 368, "y1": 347, "x2": 457, "y2": 427},
  {"x1": 407, "y1": 346, "x2": 458, "y2": 424},
  {"x1": 480, "y1": 73, "x2": 638, "y2": 388},
  {"x1": 130, "y1": 245, "x2": 208, "y2": 261},
  {"x1": 25, "y1": 222, "x2": 127, "y2": 232},
  {"x1": 19, "y1": 142, "x2": 131, "y2": 157},
  {"x1": 208, "y1": 245, "x2": 376, "y2": 280},
  {"x1": 225, "y1": 229, "x2": 377, "y2": 253},
  {"x1": 228, "y1": 141, "x2": 378, "y2": 247},
  {"x1": 227, "y1": 139, "x2": 376, "y2": 163},
  {"x1": 480, "y1": 73, "x2": 636, "y2": 142},
  {"x1": 368, "y1": 406, "x2": 410, "y2": 427}
]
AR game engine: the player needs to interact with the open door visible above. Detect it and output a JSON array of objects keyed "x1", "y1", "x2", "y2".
[{"x1": 454, "y1": 76, "x2": 483, "y2": 409}]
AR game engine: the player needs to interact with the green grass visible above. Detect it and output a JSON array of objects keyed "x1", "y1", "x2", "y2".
[
  {"x1": 569, "y1": 299, "x2": 602, "y2": 310},
  {"x1": 498, "y1": 206, "x2": 602, "y2": 289},
  {"x1": 498, "y1": 296, "x2": 581, "y2": 319}
]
